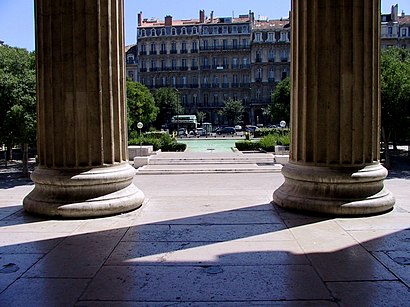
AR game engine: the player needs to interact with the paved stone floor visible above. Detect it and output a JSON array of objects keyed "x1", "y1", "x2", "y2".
[{"x1": 0, "y1": 161, "x2": 409, "y2": 306}]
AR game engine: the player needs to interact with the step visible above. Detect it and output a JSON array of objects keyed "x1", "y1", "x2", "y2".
[{"x1": 136, "y1": 163, "x2": 283, "y2": 175}]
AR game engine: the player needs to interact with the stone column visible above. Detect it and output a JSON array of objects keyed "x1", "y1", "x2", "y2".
[
  {"x1": 23, "y1": 0, "x2": 144, "y2": 217},
  {"x1": 273, "y1": 0, "x2": 395, "y2": 215}
]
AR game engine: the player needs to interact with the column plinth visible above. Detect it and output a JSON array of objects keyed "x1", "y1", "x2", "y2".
[
  {"x1": 23, "y1": 0, "x2": 144, "y2": 217},
  {"x1": 272, "y1": 0, "x2": 394, "y2": 215}
]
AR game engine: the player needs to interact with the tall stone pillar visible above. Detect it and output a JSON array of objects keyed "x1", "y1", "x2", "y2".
[
  {"x1": 273, "y1": 0, "x2": 395, "y2": 215},
  {"x1": 23, "y1": 0, "x2": 144, "y2": 217}
]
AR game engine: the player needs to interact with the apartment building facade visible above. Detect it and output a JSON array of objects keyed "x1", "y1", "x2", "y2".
[{"x1": 129, "y1": 10, "x2": 290, "y2": 126}]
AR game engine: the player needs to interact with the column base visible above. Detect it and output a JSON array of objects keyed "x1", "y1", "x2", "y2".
[
  {"x1": 23, "y1": 163, "x2": 144, "y2": 218},
  {"x1": 272, "y1": 162, "x2": 395, "y2": 216}
]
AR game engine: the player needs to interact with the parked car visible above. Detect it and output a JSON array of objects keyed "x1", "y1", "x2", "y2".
[
  {"x1": 234, "y1": 125, "x2": 242, "y2": 131},
  {"x1": 244, "y1": 125, "x2": 258, "y2": 133},
  {"x1": 216, "y1": 127, "x2": 236, "y2": 135},
  {"x1": 177, "y1": 128, "x2": 188, "y2": 136},
  {"x1": 196, "y1": 128, "x2": 206, "y2": 136}
]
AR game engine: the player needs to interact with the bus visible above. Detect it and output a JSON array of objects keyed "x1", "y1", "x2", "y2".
[{"x1": 171, "y1": 115, "x2": 198, "y2": 134}]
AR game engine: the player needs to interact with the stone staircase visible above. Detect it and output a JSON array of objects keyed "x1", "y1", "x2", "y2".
[{"x1": 135, "y1": 151, "x2": 283, "y2": 174}]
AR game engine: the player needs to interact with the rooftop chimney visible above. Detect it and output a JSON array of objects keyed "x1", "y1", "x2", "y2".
[
  {"x1": 165, "y1": 15, "x2": 173, "y2": 26},
  {"x1": 199, "y1": 10, "x2": 205, "y2": 23},
  {"x1": 210, "y1": 11, "x2": 214, "y2": 23},
  {"x1": 138, "y1": 11, "x2": 142, "y2": 26}
]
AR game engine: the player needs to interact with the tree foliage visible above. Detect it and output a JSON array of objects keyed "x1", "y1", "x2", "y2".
[
  {"x1": 126, "y1": 80, "x2": 158, "y2": 132},
  {"x1": 221, "y1": 99, "x2": 244, "y2": 125},
  {"x1": 380, "y1": 47, "x2": 410, "y2": 147},
  {"x1": 0, "y1": 45, "x2": 36, "y2": 150},
  {"x1": 153, "y1": 87, "x2": 184, "y2": 129},
  {"x1": 196, "y1": 111, "x2": 206, "y2": 125},
  {"x1": 268, "y1": 77, "x2": 290, "y2": 124}
]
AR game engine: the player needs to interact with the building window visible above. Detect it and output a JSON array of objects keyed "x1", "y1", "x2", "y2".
[
  {"x1": 181, "y1": 27, "x2": 187, "y2": 35},
  {"x1": 213, "y1": 75, "x2": 219, "y2": 87},
  {"x1": 233, "y1": 39, "x2": 238, "y2": 49},
  {"x1": 161, "y1": 28, "x2": 166, "y2": 35},
  {"x1": 192, "y1": 41, "x2": 198, "y2": 52},
  {"x1": 223, "y1": 57, "x2": 228, "y2": 67},
  {"x1": 243, "y1": 57, "x2": 248, "y2": 65},
  {"x1": 203, "y1": 40, "x2": 208, "y2": 50},
  {"x1": 402, "y1": 28, "x2": 408, "y2": 37},
  {"x1": 255, "y1": 32, "x2": 262, "y2": 42},
  {"x1": 256, "y1": 89, "x2": 261, "y2": 100},
  {"x1": 256, "y1": 51, "x2": 262, "y2": 62},
  {"x1": 242, "y1": 38, "x2": 248, "y2": 48},
  {"x1": 269, "y1": 50, "x2": 275, "y2": 62},
  {"x1": 282, "y1": 69, "x2": 287, "y2": 80},
  {"x1": 268, "y1": 32, "x2": 274, "y2": 42},
  {"x1": 192, "y1": 27, "x2": 198, "y2": 34},
  {"x1": 232, "y1": 57, "x2": 239, "y2": 68},
  {"x1": 172, "y1": 76, "x2": 176, "y2": 87},
  {"x1": 172, "y1": 59, "x2": 177, "y2": 69},
  {"x1": 171, "y1": 27, "x2": 177, "y2": 35},
  {"x1": 141, "y1": 29, "x2": 146, "y2": 37},
  {"x1": 256, "y1": 68, "x2": 262, "y2": 80},
  {"x1": 242, "y1": 25, "x2": 248, "y2": 33},
  {"x1": 203, "y1": 27, "x2": 209, "y2": 34},
  {"x1": 280, "y1": 31, "x2": 287, "y2": 41},
  {"x1": 213, "y1": 94, "x2": 219, "y2": 106},
  {"x1": 171, "y1": 42, "x2": 177, "y2": 53},
  {"x1": 181, "y1": 41, "x2": 187, "y2": 53},
  {"x1": 232, "y1": 26, "x2": 237, "y2": 33},
  {"x1": 213, "y1": 39, "x2": 219, "y2": 49},
  {"x1": 204, "y1": 94, "x2": 209, "y2": 106},
  {"x1": 162, "y1": 77, "x2": 167, "y2": 86},
  {"x1": 223, "y1": 39, "x2": 228, "y2": 49},
  {"x1": 182, "y1": 59, "x2": 187, "y2": 68},
  {"x1": 151, "y1": 28, "x2": 156, "y2": 36},
  {"x1": 193, "y1": 94, "x2": 198, "y2": 105}
]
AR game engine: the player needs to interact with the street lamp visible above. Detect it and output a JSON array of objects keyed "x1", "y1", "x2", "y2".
[{"x1": 137, "y1": 121, "x2": 143, "y2": 153}]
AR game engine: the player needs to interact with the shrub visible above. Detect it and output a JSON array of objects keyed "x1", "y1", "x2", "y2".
[
  {"x1": 258, "y1": 134, "x2": 277, "y2": 152},
  {"x1": 235, "y1": 140, "x2": 260, "y2": 151},
  {"x1": 128, "y1": 132, "x2": 185, "y2": 152}
]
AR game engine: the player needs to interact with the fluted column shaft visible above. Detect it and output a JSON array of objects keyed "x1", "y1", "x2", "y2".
[
  {"x1": 36, "y1": 0, "x2": 127, "y2": 168},
  {"x1": 24, "y1": 0, "x2": 144, "y2": 217},
  {"x1": 273, "y1": 0, "x2": 394, "y2": 215}
]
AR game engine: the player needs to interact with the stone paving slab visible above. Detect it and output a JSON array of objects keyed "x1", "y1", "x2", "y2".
[{"x1": 0, "y1": 162, "x2": 409, "y2": 305}]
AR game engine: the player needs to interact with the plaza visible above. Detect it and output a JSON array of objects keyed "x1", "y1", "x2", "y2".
[{"x1": 0, "y1": 154, "x2": 409, "y2": 305}]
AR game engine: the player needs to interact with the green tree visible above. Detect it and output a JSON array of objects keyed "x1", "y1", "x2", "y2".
[
  {"x1": 268, "y1": 77, "x2": 290, "y2": 124},
  {"x1": 0, "y1": 45, "x2": 36, "y2": 175},
  {"x1": 153, "y1": 87, "x2": 184, "y2": 129},
  {"x1": 381, "y1": 47, "x2": 410, "y2": 152},
  {"x1": 196, "y1": 111, "x2": 206, "y2": 125},
  {"x1": 126, "y1": 80, "x2": 158, "y2": 133},
  {"x1": 221, "y1": 98, "x2": 244, "y2": 126}
]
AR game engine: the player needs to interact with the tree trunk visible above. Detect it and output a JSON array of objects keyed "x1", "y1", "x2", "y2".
[
  {"x1": 6, "y1": 143, "x2": 13, "y2": 161},
  {"x1": 382, "y1": 126, "x2": 391, "y2": 169},
  {"x1": 22, "y1": 143, "x2": 29, "y2": 177}
]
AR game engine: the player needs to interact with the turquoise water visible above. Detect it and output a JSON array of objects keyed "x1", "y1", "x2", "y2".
[{"x1": 181, "y1": 139, "x2": 238, "y2": 152}]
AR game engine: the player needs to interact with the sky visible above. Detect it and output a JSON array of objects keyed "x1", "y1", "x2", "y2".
[{"x1": 1, "y1": 1, "x2": 409, "y2": 51}]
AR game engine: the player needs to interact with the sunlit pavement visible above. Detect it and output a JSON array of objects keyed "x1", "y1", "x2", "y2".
[{"x1": 0, "y1": 162, "x2": 409, "y2": 306}]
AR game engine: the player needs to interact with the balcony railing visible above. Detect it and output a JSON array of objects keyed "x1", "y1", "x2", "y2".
[
  {"x1": 149, "y1": 51, "x2": 157, "y2": 55},
  {"x1": 160, "y1": 50, "x2": 167, "y2": 54}
]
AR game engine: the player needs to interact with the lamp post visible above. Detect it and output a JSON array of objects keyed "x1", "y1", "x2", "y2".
[{"x1": 137, "y1": 122, "x2": 143, "y2": 154}]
